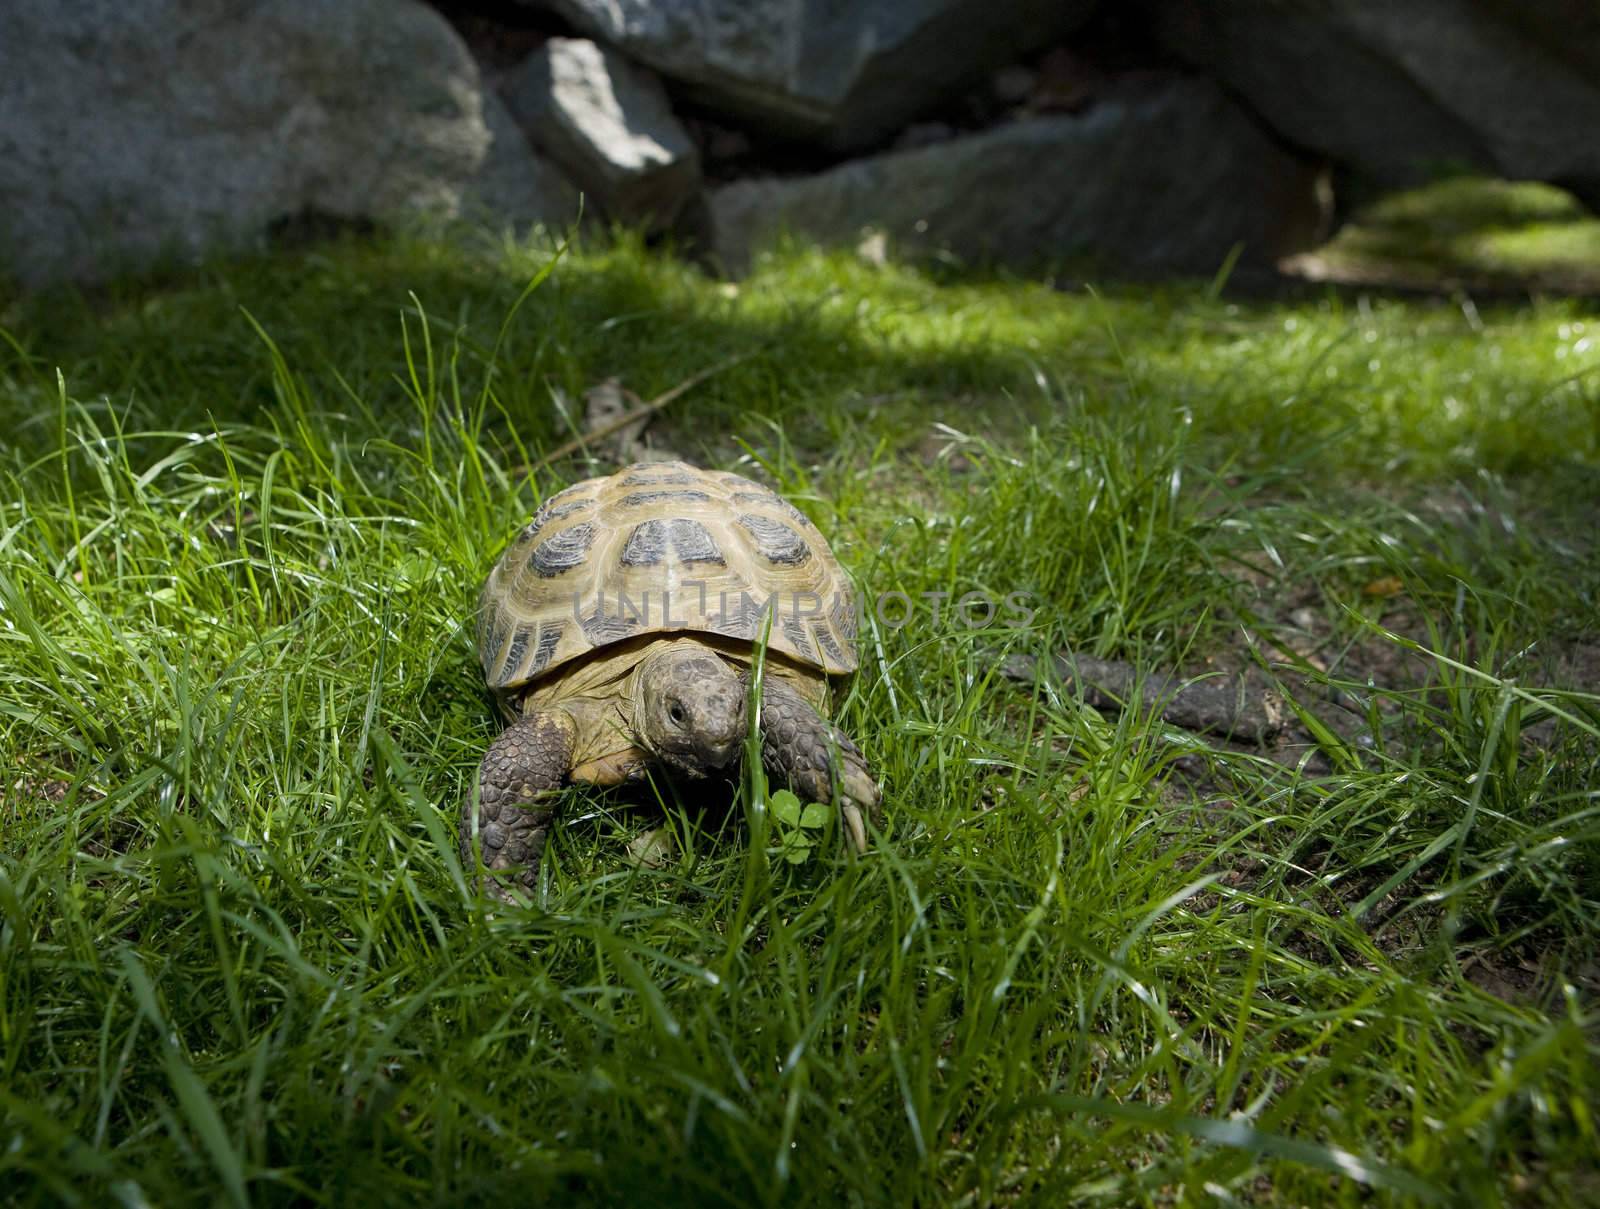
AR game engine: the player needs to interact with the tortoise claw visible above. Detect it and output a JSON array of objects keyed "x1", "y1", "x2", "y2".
[
  {"x1": 841, "y1": 800, "x2": 868, "y2": 854},
  {"x1": 756, "y1": 674, "x2": 880, "y2": 852}
]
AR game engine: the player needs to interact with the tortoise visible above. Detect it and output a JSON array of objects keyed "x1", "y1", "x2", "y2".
[{"x1": 466, "y1": 461, "x2": 880, "y2": 901}]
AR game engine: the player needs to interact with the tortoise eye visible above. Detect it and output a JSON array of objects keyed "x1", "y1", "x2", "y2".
[{"x1": 668, "y1": 702, "x2": 687, "y2": 727}]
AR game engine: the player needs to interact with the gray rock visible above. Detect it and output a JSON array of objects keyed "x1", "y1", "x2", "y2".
[
  {"x1": 892, "y1": 122, "x2": 956, "y2": 152},
  {"x1": 0, "y1": 0, "x2": 577, "y2": 287},
  {"x1": 992, "y1": 65, "x2": 1039, "y2": 107},
  {"x1": 464, "y1": 89, "x2": 582, "y2": 231},
  {"x1": 534, "y1": 0, "x2": 1100, "y2": 150},
  {"x1": 1001, "y1": 651, "x2": 1283, "y2": 744},
  {"x1": 504, "y1": 37, "x2": 699, "y2": 230},
  {"x1": 707, "y1": 76, "x2": 1329, "y2": 276},
  {"x1": 1151, "y1": 0, "x2": 1600, "y2": 210}
]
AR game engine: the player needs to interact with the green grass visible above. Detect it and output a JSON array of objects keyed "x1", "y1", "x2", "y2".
[
  {"x1": 2, "y1": 227, "x2": 1598, "y2": 1206},
  {"x1": 1292, "y1": 177, "x2": 1600, "y2": 295}
]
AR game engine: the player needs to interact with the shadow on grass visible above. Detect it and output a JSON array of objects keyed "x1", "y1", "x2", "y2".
[
  {"x1": 2, "y1": 220, "x2": 1597, "y2": 493},
  {"x1": 0, "y1": 229, "x2": 1048, "y2": 468}
]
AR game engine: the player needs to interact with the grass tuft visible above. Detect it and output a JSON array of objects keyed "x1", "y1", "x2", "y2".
[{"x1": 1, "y1": 226, "x2": 1597, "y2": 1205}]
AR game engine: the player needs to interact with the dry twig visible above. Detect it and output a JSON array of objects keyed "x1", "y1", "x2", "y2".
[{"x1": 516, "y1": 351, "x2": 751, "y2": 476}]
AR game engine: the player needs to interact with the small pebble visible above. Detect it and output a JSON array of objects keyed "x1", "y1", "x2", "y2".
[
  {"x1": 992, "y1": 64, "x2": 1036, "y2": 105},
  {"x1": 625, "y1": 827, "x2": 675, "y2": 869}
]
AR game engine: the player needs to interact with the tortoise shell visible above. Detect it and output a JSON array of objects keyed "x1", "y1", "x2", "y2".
[{"x1": 477, "y1": 462, "x2": 859, "y2": 695}]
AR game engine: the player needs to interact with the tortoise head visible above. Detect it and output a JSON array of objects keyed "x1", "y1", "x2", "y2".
[{"x1": 635, "y1": 644, "x2": 747, "y2": 776}]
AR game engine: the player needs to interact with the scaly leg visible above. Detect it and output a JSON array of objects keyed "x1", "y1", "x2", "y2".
[
  {"x1": 465, "y1": 709, "x2": 576, "y2": 904},
  {"x1": 754, "y1": 676, "x2": 880, "y2": 852}
]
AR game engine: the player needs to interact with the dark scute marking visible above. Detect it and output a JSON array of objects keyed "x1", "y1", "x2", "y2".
[
  {"x1": 709, "y1": 592, "x2": 770, "y2": 638},
  {"x1": 737, "y1": 513, "x2": 810, "y2": 564},
  {"x1": 710, "y1": 611, "x2": 755, "y2": 639},
  {"x1": 780, "y1": 500, "x2": 816, "y2": 528},
  {"x1": 815, "y1": 623, "x2": 848, "y2": 665},
  {"x1": 500, "y1": 626, "x2": 531, "y2": 682},
  {"x1": 622, "y1": 471, "x2": 697, "y2": 486},
  {"x1": 830, "y1": 591, "x2": 859, "y2": 640},
  {"x1": 530, "y1": 622, "x2": 564, "y2": 674},
  {"x1": 620, "y1": 519, "x2": 668, "y2": 567},
  {"x1": 580, "y1": 610, "x2": 643, "y2": 645},
  {"x1": 530, "y1": 522, "x2": 596, "y2": 577},
  {"x1": 781, "y1": 615, "x2": 816, "y2": 660},
  {"x1": 621, "y1": 489, "x2": 711, "y2": 507},
  {"x1": 522, "y1": 495, "x2": 594, "y2": 540},
  {"x1": 668, "y1": 518, "x2": 725, "y2": 565},
  {"x1": 479, "y1": 613, "x2": 507, "y2": 674},
  {"x1": 735, "y1": 490, "x2": 815, "y2": 529}
]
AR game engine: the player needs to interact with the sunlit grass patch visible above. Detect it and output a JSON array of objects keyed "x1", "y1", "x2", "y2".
[
  {"x1": 1, "y1": 230, "x2": 1597, "y2": 1205},
  {"x1": 1289, "y1": 176, "x2": 1600, "y2": 296}
]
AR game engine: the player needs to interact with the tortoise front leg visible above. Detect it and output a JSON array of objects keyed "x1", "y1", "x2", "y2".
[
  {"x1": 755, "y1": 676, "x2": 880, "y2": 852},
  {"x1": 465, "y1": 709, "x2": 576, "y2": 904}
]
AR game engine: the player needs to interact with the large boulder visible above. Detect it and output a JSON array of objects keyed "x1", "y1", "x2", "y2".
[
  {"x1": 1149, "y1": 0, "x2": 1600, "y2": 211},
  {"x1": 532, "y1": 0, "x2": 1101, "y2": 150},
  {"x1": 0, "y1": 0, "x2": 577, "y2": 287},
  {"x1": 706, "y1": 76, "x2": 1329, "y2": 276},
  {"x1": 504, "y1": 37, "x2": 700, "y2": 231}
]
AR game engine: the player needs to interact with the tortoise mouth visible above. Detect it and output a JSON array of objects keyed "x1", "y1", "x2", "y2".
[
  {"x1": 653, "y1": 728, "x2": 742, "y2": 778},
  {"x1": 696, "y1": 731, "x2": 743, "y2": 772}
]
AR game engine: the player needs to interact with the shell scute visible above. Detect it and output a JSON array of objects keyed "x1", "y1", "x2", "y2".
[{"x1": 478, "y1": 464, "x2": 858, "y2": 692}]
